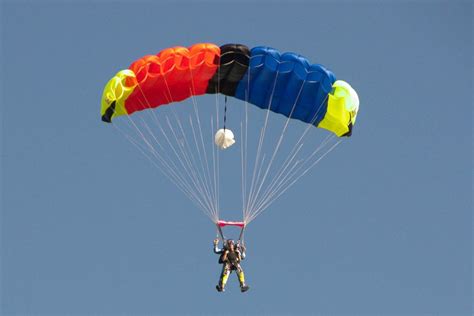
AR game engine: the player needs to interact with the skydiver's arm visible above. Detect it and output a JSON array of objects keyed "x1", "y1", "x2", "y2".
[
  {"x1": 213, "y1": 239, "x2": 223, "y2": 254},
  {"x1": 214, "y1": 245, "x2": 223, "y2": 254},
  {"x1": 237, "y1": 250, "x2": 242, "y2": 261},
  {"x1": 239, "y1": 244, "x2": 246, "y2": 260}
]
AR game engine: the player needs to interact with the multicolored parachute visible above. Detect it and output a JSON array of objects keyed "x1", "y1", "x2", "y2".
[
  {"x1": 101, "y1": 43, "x2": 359, "y2": 234},
  {"x1": 101, "y1": 43, "x2": 359, "y2": 137}
]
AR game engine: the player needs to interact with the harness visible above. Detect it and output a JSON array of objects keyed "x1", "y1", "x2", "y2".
[{"x1": 216, "y1": 220, "x2": 246, "y2": 266}]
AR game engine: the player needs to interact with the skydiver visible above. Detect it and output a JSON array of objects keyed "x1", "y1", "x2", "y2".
[{"x1": 213, "y1": 238, "x2": 249, "y2": 292}]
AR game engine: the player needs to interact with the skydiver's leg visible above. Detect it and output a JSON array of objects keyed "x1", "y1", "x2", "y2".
[
  {"x1": 221, "y1": 264, "x2": 232, "y2": 289},
  {"x1": 235, "y1": 264, "x2": 249, "y2": 292},
  {"x1": 216, "y1": 263, "x2": 231, "y2": 292}
]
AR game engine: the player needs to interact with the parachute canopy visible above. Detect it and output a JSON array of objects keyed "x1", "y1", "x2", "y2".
[
  {"x1": 101, "y1": 43, "x2": 359, "y2": 137},
  {"x1": 100, "y1": 43, "x2": 360, "y2": 226}
]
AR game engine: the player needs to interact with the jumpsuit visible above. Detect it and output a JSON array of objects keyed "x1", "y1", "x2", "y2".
[{"x1": 214, "y1": 242, "x2": 248, "y2": 291}]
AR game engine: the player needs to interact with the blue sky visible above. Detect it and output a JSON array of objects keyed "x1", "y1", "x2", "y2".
[{"x1": 1, "y1": 1, "x2": 472, "y2": 315}]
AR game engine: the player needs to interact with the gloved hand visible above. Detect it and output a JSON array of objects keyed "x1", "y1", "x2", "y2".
[{"x1": 213, "y1": 238, "x2": 219, "y2": 245}]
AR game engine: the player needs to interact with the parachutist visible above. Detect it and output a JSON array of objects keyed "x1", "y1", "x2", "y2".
[
  {"x1": 214, "y1": 238, "x2": 249, "y2": 292},
  {"x1": 101, "y1": 44, "x2": 360, "y2": 291}
]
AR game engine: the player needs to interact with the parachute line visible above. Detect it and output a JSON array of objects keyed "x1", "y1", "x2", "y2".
[
  {"x1": 246, "y1": 79, "x2": 306, "y2": 220},
  {"x1": 245, "y1": 71, "x2": 281, "y2": 218},
  {"x1": 245, "y1": 93, "x2": 332, "y2": 221},
  {"x1": 132, "y1": 133, "x2": 210, "y2": 215},
  {"x1": 188, "y1": 67, "x2": 217, "y2": 215},
  {"x1": 190, "y1": 95, "x2": 218, "y2": 218},
  {"x1": 247, "y1": 139, "x2": 342, "y2": 222},
  {"x1": 115, "y1": 115, "x2": 213, "y2": 218},
  {"x1": 113, "y1": 77, "x2": 222, "y2": 222}
]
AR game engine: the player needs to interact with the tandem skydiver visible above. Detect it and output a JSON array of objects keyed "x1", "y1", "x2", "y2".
[{"x1": 214, "y1": 238, "x2": 249, "y2": 292}]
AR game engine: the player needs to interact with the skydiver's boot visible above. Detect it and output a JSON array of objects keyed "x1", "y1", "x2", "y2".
[
  {"x1": 216, "y1": 284, "x2": 224, "y2": 292},
  {"x1": 237, "y1": 271, "x2": 249, "y2": 292}
]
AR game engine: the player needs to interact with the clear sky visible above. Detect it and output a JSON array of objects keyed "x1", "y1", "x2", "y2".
[{"x1": 1, "y1": 1, "x2": 472, "y2": 315}]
